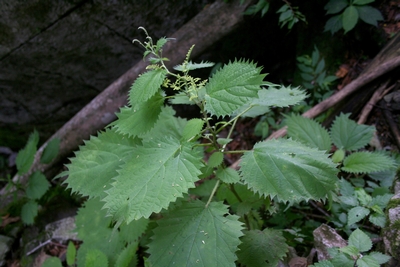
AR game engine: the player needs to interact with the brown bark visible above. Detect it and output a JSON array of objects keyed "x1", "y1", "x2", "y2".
[{"x1": 0, "y1": 0, "x2": 251, "y2": 200}]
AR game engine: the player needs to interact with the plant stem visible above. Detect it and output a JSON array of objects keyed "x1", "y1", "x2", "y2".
[{"x1": 205, "y1": 179, "x2": 220, "y2": 208}]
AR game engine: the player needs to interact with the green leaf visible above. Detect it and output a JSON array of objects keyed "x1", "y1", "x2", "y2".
[
  {"x1": 174, "y1": 61, "x2": 215, "y2": 72},
  {"x1": 339, "y1": 245, "x2": 360, "y2": 257},
  {"x1": 104, "y1": 137, "x2": 204, "y2": 222},
  {"x1": 342, "y1": 151, "x2": 396, "y2": 174},
  {"x1": 216, "y1": 167, "x2": 241, "y2": 184},
  {"x1": 182, "y1": 118, "x2": 204, "y2": 141},
  {"x1": 354, "y1": 188, "x2": 372, "y2": 206},
  {"x1": 83, "y1": 249, "x2": 108, "y2": 267},
  {"x1": 342, "y1": 6, "x2": 359, "y2": 33},
  {"x1": 147, "y1": 106, "x2": 188, "y2": 140},
  {"x1": 347, "y1": 206, "x2": 370, "y2": 225},
  {"x1": 62, "y1": 128, "x2": 140, "y2": 199},
  {"x1": 16, "y1": 130, "x2": 39, "y2": 174},
  {"x1": 208, "y1": 152, "x2": 224, "y2": 168},
  {"x1": 115, "y1": 242, "x2": 138, "y2": 267},
  {"x1": 113, "y1": 92, "x2": 164, "y2": 137},
  {"x1": 155, "y1": 37, "x2": 168, "y2": 53},
  {"x1": 301, "y1": 72, "x2": 315, "y2": 81},
  {"x1": 349, "y1": 228, "x2": 372, "y2": 252},
  {"x1": 26, "y1": 171, "x2": 50, "y2": 200},
  {"x1": 147, "y1": 201, "x2": 244, "y2": 267},
  {"x1": 42, "y1": 257, "x2": 63, "y2": 267},
  {"x1": 369, "y1": 251, "x2": 391, "y2": 264},
  {"x1": 315, "y1": 59, "x2": 326, "y2": 74},
  {"x1": 66, "y1": 241, "x2": 77, "y2": 266},
  {"x1": 332, "y1": 149, "x2": 345, "y2": 163},
  {"x1": 21, "y1": 200, "x2": 38, "y2": 225},
  {"x1": 353, "y1": 0, "x2": 374, "y2": 5},
  {"x1": 330, "y1": 113, "x2": 374, "y2": 151},
  {"x1": 237, "y1": 229, "x2": 288, "y2": 267},
  {"x1": 324, "y1": 15, "x2": 343, "y2": 34},
  {"x1": 310, "y1": 261, "x2": 335, "y2": 267},
  {"x1": 285, "y1": 114, "x2": 332, "y2": 151},
  {"x1": 204, "y1": 60, "x2": 266, "y2": 117},
  {"x1": 40, "y1": 138, "x2": 60, "y2": 164},
  {"x1": 129, "y1": 69, "x2": 167, "y2": 106},
  {"x1": 325, "y1": 0, "x2": 349, "y2": 14},
  {"x1": 357, "y1": 255, "x2": 380, "y2": 267},
  {"x1": 255, "y1": 86, "x2": 307, "y2": 108},
  {"x1": 297, "y1": 63, "x2": 313, "y2": 73},
  {"x1": 357, "y1": 5, "x2": 383, "y2": 26},
  {"x1": 239, "y1": 139, "x2": 338, "y2": 203},
  {"x1": 368, "y1": 212, "x2": 386, "y2": 227}
]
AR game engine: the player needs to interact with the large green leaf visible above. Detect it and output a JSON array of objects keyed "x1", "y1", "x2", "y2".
[
  {"x1": 237, "y1": 229, "x2": 288, "y2": 267},
  {"x1": 146, "y1": 106, "x2": 187, "y2": 141},
  {"x1": 285, "y1": 114, "x2": 332, "y2": 151},
  {"x1": 342, "y1": 6, "x2": 359, "y2": 33},
  {"x1": 113, "y1": 92, "x2": 164, "y2": 137},
  {"x1": 147, "y1": 201, "x2": 244, "y2": 267},
  {"x1": 104, "y1": 136, "x2": 203, "y2": 222},
  {"x1": 356, "y1": 5, "x2": 383, "y2": 26},
  {"x1": 62, "y1": 128, "x2": 140, "y2": 199},
  {"x1": 342, "y1": 151, "x2": 396, "y2": 174},
  {"x1": 16, "y1": 130, "x2": 39, "y2": 175},
  {"x1": 240, "y1": 139, "x2": 338, "y2": 203},
  {"x1": 330, "y1": 113, "x2": 375, "y2": 151},
  {"x1": 26, "y1": 171, "x2": 50, "y2": 200},
  {"x1": 348, "y1": 228, "x2": 372, "y2": 252},
  {"x1": 204, "y1": 60, "x2": 266, "y2": 117},
  {"x1": 129, "y1": 69, "x2": 167, "y2": 106}
]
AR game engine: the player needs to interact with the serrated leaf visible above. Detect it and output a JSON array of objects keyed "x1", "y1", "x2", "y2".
[
  {"x1": 330, "y1": 113, "x2": 374, "y2": 151},
  {"x1": 237, "y1": 229, "x2": 288, "y2": 267},
  {"x1": 342, "y1": 151, "x2": 396, "y2": 174},
  {"x1": 349, "y1": 228, "x2": 372, "y2": 252},
  {"x1": 40, "y1": 138, "x2": 60, "y2": 164},
  {"x1": 255, "y1": 86, "x2": 307, "y2": 108},
  {"x1": 147, "y1": 201, "x2": 244, "y2": 267},
  {"x1": 204, "y1": 60, "x2": 266, "y2": 117},
  {"x1": 62, "y1": 128, "x2": 140, "y2": 199},
  {"x1": 21, "y1": 200, "x2": 38, "y2": 225},
  {"x1": 83, "y1": 249, "x2": 108, "y2": 267},
  {"x1": 347, "y1": 207, "x2": 370, "y2": 226},
  {"x1": 325, "y1": 0, "x2": 348, "y2": 14},
  {"x1": 173, "y1": 61, "x2": 215, "y2": 72},
  {"x1": 155, "y1": 37, "x2": 168, "y2": 53},
  {"x1": 216, "y1": 167, "x2": 241, "y2": 184},
  {"x1": 239, "y1": 139, "x2": 338, "y2": 203},
  {"x1": 339, "y1": 178, "x2": 355, "y2": 196},
  {"x1": 147, "y1": 106, "x2": 187, "y2": 140},
  {"x1": 354, "y1": 188, "x2": 372, "y2": 206},
  {"x1": 113, "y1": 92, "x2": 164, "y2": 137},
  {"x1": 370, "y1": 193, "x2": 393, "y2": 209},
  {"x1": 324, "y1": 15, "x2": 343, "y2": 34},
  {"x1": 16, "y1": 130, "x2": 39, "y2": 174},
  {"x1": 343, "y1": 6, "x2": 359, "y2": 33},
  {"x1": 340, "y1": 245, "x2": 360, "y2": 257},
  {"x1": 285, "y1": 114, "x2": 332, "y2": 151},
  {"x1": 129, "y1": 69, "x2": 167, "y2": 106},
  {"x1": 208, "y1": 151, "x2": 224, "y2": 168},
  {"x1": 115, "y1": 242, "x2": 138, "y2": 267},
  {"x1": 368, "y1": 212, "x2": 386, "y2": 227},
  {"x1": 369, "y1": 251, "x2": 391, "y2": 264},
  {"x1": 104, "y1": 137, "x2": 203, "y2": 222},
  {"x1": 42, "y1": 257, "x2": 63, "y2": 267},
  {"x1": 310, "y1": 261, "x2": 335, "y2": 267},
  {"x1": 26, "y1": 171, "x2": 50, "y2": 200},
  {"x1": 357, "y1": 255, "x2": 379, "y2": 267},
  {"x1": 357, "y1": 5, "x2": 383, "y2": 26},
  {"x1": 66, "y1": 241, "x2": 77, "y2": 266},
  {"x1": 182, "y1": 118, "x2": 204, "y2": 141}
]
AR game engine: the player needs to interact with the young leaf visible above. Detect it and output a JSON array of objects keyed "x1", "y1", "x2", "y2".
[
  {"x1": 173, "y1": 61, "x2": 215, "y2": 72},
  {"x1": 240, "y1": 139, "x2": 338, "y2": 203},
  {"x1": 356, "y1": 255, "x2": 380, "y2": 267},
  {"x1": 66, "y1": 241, "x2": 77, "y2": 266},
  {"x1": 357, "y1": 5, "x2": 383, "y2": 26},
  {"x1": 347, "y1": 206, "x2": 370, "y2": 225},
  {"x1": 342, "y1": 151, "x2": 396, "y2": 174},
  {"x1": 237, "y1": 229, "x2": 288, "y2": 267},
  {"x1": 42, "y1": 257, "x2": 63, "y2": 267},
  {"x1": 348, "y1": 228, "x2": 372, "y2": 252},
  {"x1": 16, "y1": 130, "x2": 39, "y2": 175},
  {"x1": 342, "y1": 6, "x2": 359, "y2": 33},
  {"x1": 208, "y1": 151, "x2": 224, "y2": 168},
  {"x1": 40, "y1": 138, "x2": 60, "y2": 164},
  {"x1": 216, "y1": 167, "x2": 241, "y2": 184},
  {"x1": 21, "y1": 200, "x2": 38, "y2": 225},
  {"x1": 62, "y1": 128, "x2": 140, "y2": 199},
  {"x1": 147, "y1": 200, "x2": 244, "y2": 267},
  {"x1": 113, "y1": 92, "x2": 164, "y2": 137},
  {"x1": 204, "y1": 60, "x2": 266, "y2": 117},
  {"x1": 330, "y1": 113, "x2": 374, "y2": 151},
  {"x1": 182, "y1": 118, "x2": 204, "y2": 141},
  {"x1": 26, "y1": 171, "x2": 50, "y2": 200},
  {"x1": 104, "y1": 137, "x2": 204, "y2": 222},
  {"x1": 129, "y1": 69, "x2": 167, "y2": 106},
  {"x1": 285, "y1": 114, "x2": 332, "y2": 151}
]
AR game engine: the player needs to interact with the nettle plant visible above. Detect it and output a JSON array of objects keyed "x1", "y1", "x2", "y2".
[{"x1": 60, "y1": 29, "x2": 348, "y2": 266}]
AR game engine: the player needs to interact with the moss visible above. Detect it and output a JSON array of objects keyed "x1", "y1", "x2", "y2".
[{"x1": 386, "y1": 198, "x2": 400, "y2": 211}]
